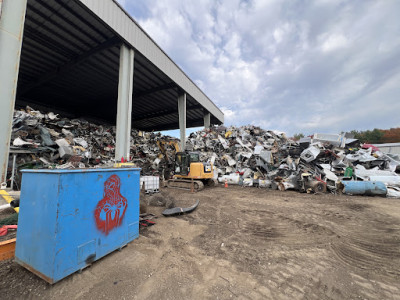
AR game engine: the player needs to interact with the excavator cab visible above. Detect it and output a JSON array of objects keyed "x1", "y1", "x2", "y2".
[{"x1": 174, "y1": 152, "x2": 200, "y2": 176}]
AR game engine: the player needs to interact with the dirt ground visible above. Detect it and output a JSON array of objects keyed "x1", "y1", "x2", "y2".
[{"x1": 1, "y1": 185, "x2": 400, "y2": 299}]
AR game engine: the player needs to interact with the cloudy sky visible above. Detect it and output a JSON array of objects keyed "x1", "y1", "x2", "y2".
[{"x1": 118, "y1": 0, "x2": 400, "y2": 136}]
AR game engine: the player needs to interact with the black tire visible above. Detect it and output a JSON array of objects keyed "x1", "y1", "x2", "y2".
[{"x1": 312, "y1": 181, "x2": 327, "y2": 194}]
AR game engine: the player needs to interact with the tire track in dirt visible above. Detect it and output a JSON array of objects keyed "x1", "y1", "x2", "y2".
[
  {"x1": 240, "y1": 209, "x2": 337, "y2": 246},
  {"x1": 189, "y1": 187, "x2": 400, "y2": 299},
  {"x1": 331, "y1": 228, "x2": 400, "y2": 278}
]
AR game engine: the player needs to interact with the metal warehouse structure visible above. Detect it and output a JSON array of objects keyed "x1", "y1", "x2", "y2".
[
  {"x1": 373, "y1": 143, "x2": 400, "y2": 155},
  {"x1": 0, "y1": 0, "x2": 224, "y2": 183}
]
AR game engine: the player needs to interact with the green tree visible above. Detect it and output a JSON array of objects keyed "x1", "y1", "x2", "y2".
[
  {"x1": 293, "y1": 133, "x2": 305, "y2": 140},
  {"x1": 363, "y1": 128, "x2": 384, "y2": 144},
  {"x1": 351, "y1": 128, "x2": 384, "y2": 144}
]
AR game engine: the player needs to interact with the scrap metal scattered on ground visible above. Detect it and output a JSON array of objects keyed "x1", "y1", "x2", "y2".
[{"x1": 8, "y1": 106, "x2": 400, "y2": 199}]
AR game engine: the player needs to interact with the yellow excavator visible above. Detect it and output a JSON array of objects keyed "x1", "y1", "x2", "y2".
[
  {"x1": 156, "y1": 140, "x2": 216, "y2": 191},
  {"x1": 169, "y1": 151, "x2": 215, "y2": 191}
]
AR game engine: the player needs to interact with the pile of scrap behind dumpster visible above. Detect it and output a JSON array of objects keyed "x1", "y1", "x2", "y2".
[{"x1": 7, "y1": 106, "x2": 179, "y2": 189}]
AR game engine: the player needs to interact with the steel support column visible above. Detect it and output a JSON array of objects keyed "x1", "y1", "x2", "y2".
[
  {"x1": 0, "y1": 0, "x2": 27, "y2": 185},
  {"x1": 204, "y1": 112, "x2": 211, "y2": 129},
  {"x1": 115, "y1": 44, "x2": 134, "y2": 161},
  {"x1": 178, "y1": 93, "x2": 187, "y2": 151}
]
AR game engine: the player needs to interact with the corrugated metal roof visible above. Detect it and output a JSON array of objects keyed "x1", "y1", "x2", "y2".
[{"x1": 16, "y1": 0, "x2": 223, "y2": 131}]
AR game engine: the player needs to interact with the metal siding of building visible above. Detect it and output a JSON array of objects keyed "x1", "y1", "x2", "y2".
[
  {"x1": 379, "y1": 146, "x2": 400, "y2": 155},
  {"x1": 373, "y1": 143, "x2": 400, "y2": 155},
  {"x1": 78, "y1": 0, "x2": 223, "y2": 123}
]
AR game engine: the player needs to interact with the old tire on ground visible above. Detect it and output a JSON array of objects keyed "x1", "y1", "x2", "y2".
[{"x1": 311, "y1": 181, "x2": 327, "y2": 194}]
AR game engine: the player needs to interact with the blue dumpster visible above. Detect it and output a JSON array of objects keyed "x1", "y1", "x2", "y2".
[{"x1": 15, "y1": 168, "x2": 140, "y2": 283}]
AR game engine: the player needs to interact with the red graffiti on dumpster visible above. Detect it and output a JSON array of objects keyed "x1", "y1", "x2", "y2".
[{"x1": 94, "y1": 175, "x2": 128, "y2": 235}]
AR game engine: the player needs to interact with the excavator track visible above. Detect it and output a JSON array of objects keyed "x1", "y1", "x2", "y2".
[{"x1": 167, "y1": 179, "x2": 204, "y2": 191}]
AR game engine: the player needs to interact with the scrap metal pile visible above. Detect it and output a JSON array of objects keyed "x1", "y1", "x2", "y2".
[
  {"x1": 186, "y1": 126, "x2": 400, "y2": 198},
  {"x1": 8, "y1": 106, "x2": 400, "y2": 198},
  {"x1": 8, "y1": 106, "x2": 176, "y2": 188}
]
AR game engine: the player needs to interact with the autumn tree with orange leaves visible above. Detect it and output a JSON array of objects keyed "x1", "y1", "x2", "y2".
[
  {"x1": 350, "y1": 128, "x2": 400, "y2": 144},
  {"x1": 381, "y1": 128, "x2": 400, "y2": 143}
]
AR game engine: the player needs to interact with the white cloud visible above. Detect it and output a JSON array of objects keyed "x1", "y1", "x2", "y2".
[
  {"x1": 273, "y1": 28, "x2": 284, "y2": 43},
  {"x1": 220, "y1": 107, "x2": 236, "y2": 119},
  {"x1": 320, "y1": 34, "x2": 348, "y2": 52},
  {"x1": 120, "y1": 0, "x2": 400, "y2": 135}
]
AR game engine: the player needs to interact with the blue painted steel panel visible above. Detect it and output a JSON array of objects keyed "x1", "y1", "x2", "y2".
[
  {"x1": 15, "y1": 168, "x2": 140, "y2": 283},
  {"x1": 342, "y1": 181, "x2": 387, "y2": 196}
]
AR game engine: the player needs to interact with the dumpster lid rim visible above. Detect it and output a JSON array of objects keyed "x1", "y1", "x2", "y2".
[{"x1": 20, "y1": 168, "x2": 141, "y2": 174}]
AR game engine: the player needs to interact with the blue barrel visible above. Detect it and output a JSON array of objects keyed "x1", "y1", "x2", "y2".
[
  {"x1": 15, "y1": 168, "x2": 140, "y2": 283},
  {"x1": 342, "y1": 181, "x2": 387, "y2": 196}
]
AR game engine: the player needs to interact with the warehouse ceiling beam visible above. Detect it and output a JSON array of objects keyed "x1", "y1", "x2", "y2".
[
  {"x1": 133, "y1": 82, "x2": 176, "y2": 99},
  {"x1": 132, "y1": 104, "x2": 202, "y2": 122},
  {"x1": 19, "y1": 36, "x2": 121, "y2": 95},
  {"x1": 139, "y1": 118, "x2": 205, "y2": 132},
  {"x1": 32, "y1": 0, "x2": 105, "y2": 45},
  {"x1": 55, "y1": 0, "x2": 110, "y2": 40}
]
